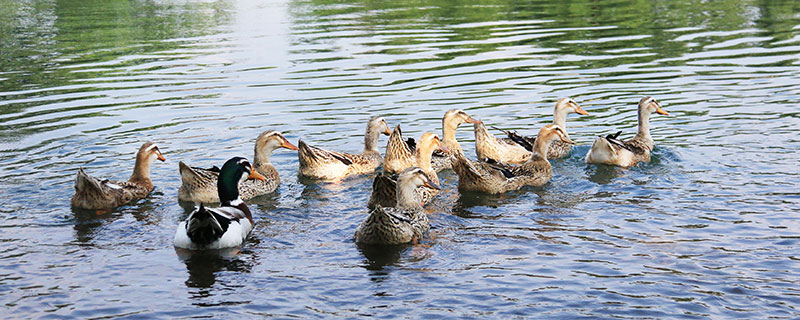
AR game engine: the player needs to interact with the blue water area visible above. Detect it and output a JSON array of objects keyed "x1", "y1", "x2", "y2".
[{"x1": 1, "y1": 0, "x2": 799, "y2": 318}]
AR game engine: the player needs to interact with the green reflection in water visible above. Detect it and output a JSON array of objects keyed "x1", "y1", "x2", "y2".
[{"x1": 0, "y1": 0, "x2": 233, "y2": 103}]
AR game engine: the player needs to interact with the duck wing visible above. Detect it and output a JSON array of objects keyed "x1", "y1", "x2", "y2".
[
  {"x1": 405, "y1": 137, "x2": 416, "y2": 153},
  {"x1": 299, "y1": 140, "x2": 354, "y2": 166},
  {"x1": 623, "y1": 138, "x2": 652, "y2": 155},
  {"x1": 482, "y1": 159, "x2": 516, "y2": 179},
  {"x1": 76, "y1": 169, "x2": 133, "y2": 198},
  {"x1": 183, "y1": 204, "x2": 248, "y2": 247},
  {"x1": 603, "y1": 131, "x2": 633, "y2": 153},
  {"x1": 493, "y1": 126, "x2": 535, "y2": 152},
  {"x1": 74, "y1": 168, "x2": 106, "y2": 194}
]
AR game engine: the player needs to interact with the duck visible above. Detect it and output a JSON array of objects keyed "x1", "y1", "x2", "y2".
[
  {"x1": 382, "y1": 125, "x2": 417, "y2": 175},
  {"x1": 177, "y1": 130, "x2": 297, "y2": 203},
  {"x1": 451, "y1": 124, "x2": 574, "y2": 194},
  {"x1": 174, "y1": 157, "x2": 266, "y2": 250},
  {"x1": 474, "y1": 97, "x2": 589, "y2": 163},
  {"x1": 368, "y1": 132, "x2": 446, "y2": 209},
  {"x1": 71, "y1": 142, "x2": 166, "y2": 211},
  {"x1": 432, "y1": 109, "x2": 481, "y2": 172},
  {"x1": 584, "y1": 96, "x2": 668, "y2": 167},
  {"x1": 298, "y1": 116, "x2": 391, "y2": 180},
  {"x1": 354, "y1": 167, "x2": 440, "y2": 245}
]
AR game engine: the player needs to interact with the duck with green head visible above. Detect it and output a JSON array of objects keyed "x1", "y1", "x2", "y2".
[{"x1": 174, "y1": 157, "x2": 266, "y2": 250}]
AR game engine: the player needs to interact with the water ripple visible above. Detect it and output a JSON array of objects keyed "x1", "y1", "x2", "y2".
[{"x1": 0, "y1": 0, "x2": 799, "y2": 318}]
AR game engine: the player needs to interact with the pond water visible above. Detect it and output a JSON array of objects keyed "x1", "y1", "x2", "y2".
[{"x1": 1, "y1": 0, "x2": 799, "y2": 318}]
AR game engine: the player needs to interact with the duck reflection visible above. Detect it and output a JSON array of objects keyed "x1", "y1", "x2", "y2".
[
  {"x1": 248, "y1": 190, "x2": 280, "y2": 212},
  {"x1": 71, "y1": 207, "x2": 113, "y2": 243},
  {"x1": 357, "y1": 243, "x2": 407, "y2": 282},
  {"x1": 585, "y1": 163, "x2": 627, "y2": 185},
  {"x1": 452, "y1": 189, "x2": 532, "y2": 216},
  {"x1": 71, "y1": 196, "x2": 161, "y2": 243},
  {"x1": 175, "y1": 247, "x2": 255, "y2": 290}
]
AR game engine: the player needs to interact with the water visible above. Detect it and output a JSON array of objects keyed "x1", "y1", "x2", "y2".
[{"x1": 1, "y1": 0, "x2": 799, "y2": 318}]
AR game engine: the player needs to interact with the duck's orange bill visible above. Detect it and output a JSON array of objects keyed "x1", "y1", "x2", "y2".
[
  {"x1": 383, "y1": 127, "x2": 392, "y2": 135},
  {"x1": 157, "y1": 152, "x2": 166, "y2": 162},
  {"x1": 575, "y1": 106, "x2": 590, "y2": 116},
  {"x1": 424, "y1": 181, "x2": 442, "y2": 190},
  {"x1": 656, "y1": 107, "x2": 669, "y2": 116},
  {"x1": 282, "y1": 140, "x2": 299, "y2": 151},
  {"x1": 249, "y1": 166, "x2": 267, "y2": 181},
  {"x1": 467, "y1": 117, "x2": 482, "y2": 124}
]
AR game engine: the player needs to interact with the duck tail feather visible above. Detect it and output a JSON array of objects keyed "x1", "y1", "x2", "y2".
[{"x1": 75, "y1": 168, "x2": 104, "y2": 193}]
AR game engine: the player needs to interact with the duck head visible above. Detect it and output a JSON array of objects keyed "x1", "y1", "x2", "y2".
[
  {"x1": 256, "y1": 130, "x2": 298, "y2": 152},
  {"x1": 368, "y1": 116, "x2": 392, "y2": 136},
  {"x1": 217, "y1": 157, "x2": 266, "y2": 205},
  {"x1": 365, "y1": 116, "x2": 391, "y2": 153},
  {"x1": 443, "y1": 109, "x2": 481, "y2": 127},
  {"x1": 555, "y1": 97, "x2": 589, "y2": 116},
  {"x1": 130, "y1": 142, "x2": 165, "y2": 183},
  {"x1": 418, "y1": 132, "x2": 449, "y2": 154},
  {"x1": 539, "y1": 124, "x2": 575, "y2": 145},
  {"x1": 138, "y1": 142, "x2": 166, "y2": 164},
  {"x1": 398, "y1": 166, "x2": 441, "y2": 191},
  {"x1": 254, "y1": 130, "x2": 298, "y2": 166},
  {"x1": 639, "y1": 96, "x2": 668, "y2": 116}
]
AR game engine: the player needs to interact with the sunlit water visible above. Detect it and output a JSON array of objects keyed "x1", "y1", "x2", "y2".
[{"x1": 1, "y1": 0, "x2": 799, "y2": 318}]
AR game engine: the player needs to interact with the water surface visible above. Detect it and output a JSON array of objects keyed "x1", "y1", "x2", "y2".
[{"x1": 1, "y1": 0, "x2": 799, "y2": 318}]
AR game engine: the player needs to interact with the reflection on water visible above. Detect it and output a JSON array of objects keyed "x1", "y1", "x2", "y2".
[
  {"x1": 176, "y1": 248, "x2": 253, "y2": 290},
  {"x1": 1, "y1": 0, "x2": 799, "y2": 318},
  {"x1": 357, "y1": 243, "x2": 406, "y2": 274}
]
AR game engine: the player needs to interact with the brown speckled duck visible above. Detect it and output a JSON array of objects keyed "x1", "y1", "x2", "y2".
[
  {"x1": 355, "y1": 167, "x2": 440, "y2": 245},
  {"x1": 452, "y1": 124, "x2": 574, "y2": 194},
  {"x1": 475, "y1": 98, "x2": 588, "y2": 163},
  {"x1": 71, "y1": 142, "x2": 166, "y2": 210},
  {"x1": 382, "y1": 125, "x2": 417, "y2": 175},
  {"x1": 368, "y1": 132, "x2": 445, "y2": 209},
  {"x1": 298, "y1": 116, "x2": 391, "y2": 180},
  {"x1": 178, "y1": 130, "x2": 298, "y2": 203},
  {"x1": 585, "y1": 96, "x2": 668, "y2": 167},
  {"x1": 432, "y1": 109, "x2": 481, "y2": 172}
]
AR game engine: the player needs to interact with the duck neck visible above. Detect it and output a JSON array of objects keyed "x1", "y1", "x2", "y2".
[
  {"x1": 254, "y1": 144, "x2": 274, "y2": 170},
  {"x1": 553, "y1": 108, "x2": 568, "y2": 130},
  {"x1": 217, "y1": 173, "x2": 241, "y2": 207},
  {"x1": 442, "y1": 121, "x2": 463, "y2": 152},
  {"x1": 532, "y1": 135, "x2": 551, "y2": 161},
  {"x1": 442, "y1": 119, "x2": 458, "y2": 144},
  {"x1": 396, "y1": 182, "x2": 422, "y2": 209},
  {"x1": 415, "y1": 146, "x2": 434, "y2": 173},
  {"x1": 129, "y1": 156, "x2": 153, "y2": 188},
  {"x1": 634, "y1": 109, "x2": 653, "y2": 143},
  {"x1": 364, "y1": 125, "x2": 381, "y2": 155}
]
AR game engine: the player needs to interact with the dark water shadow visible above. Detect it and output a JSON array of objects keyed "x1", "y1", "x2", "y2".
[
  {"x1": 452, "y1": 187, "x2": 542, "y2": 218},
  {"x1": 175, "y1": 248, "x2": 256, "y2": 291},
  {"x1": 70, "y1": 206, "x2": 118, "y2": 244},
  {"x1": 356, "y1": 243, "x2": 408, "y2": 283},
  {"x1": 70, "y1": 193, "x2": 164, "y2": 243},
  {"x1": 248, "y1": 190, "x2": 281, "y2": 212},
  {"x1": 584, "y1": 163, "x2": 628, "y2": 185}
]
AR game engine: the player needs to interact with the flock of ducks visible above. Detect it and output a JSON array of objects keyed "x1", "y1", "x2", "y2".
[{"x1": 71, "y1": 96, "x2": 669, "y2": 249}]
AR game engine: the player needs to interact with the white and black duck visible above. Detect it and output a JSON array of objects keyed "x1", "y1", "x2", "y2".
[{"x1": 174, "y1": 157, "x2": 266, "y2": 250}]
